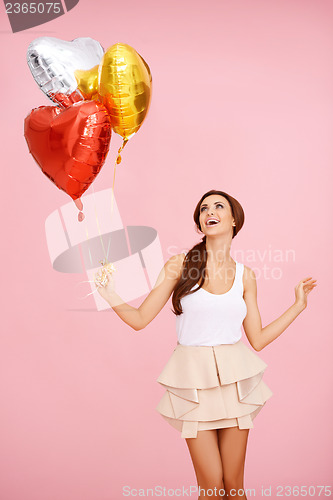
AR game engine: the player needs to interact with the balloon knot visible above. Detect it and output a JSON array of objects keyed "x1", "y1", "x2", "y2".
[{"x1": 78, "y1": 211, "x2": 85, "y2": 222}]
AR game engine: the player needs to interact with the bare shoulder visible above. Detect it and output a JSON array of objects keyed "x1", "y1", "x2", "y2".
[
  {"x1": 136, "y1": 252, "x2": 187, "y2": 330},
  {"x1": 243, "y1": 264, "x2": 258, "y2": 293},
  {"x1": 163, "y1": 252, "x2": 186, "y2": 282}
]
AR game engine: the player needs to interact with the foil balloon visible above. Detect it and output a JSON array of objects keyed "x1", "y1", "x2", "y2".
[
  {"x1": 74, "y1": 65, "x2": 100, "y2": 101},
  {"x1": 75, "y1": 53, "x2": 152, "y2": 102},
  {"x1": 138, "y1": 53, "x2": 153, "y2": 85},
  {"x1": 98, "y1": 43, "x2": 152, "y2": 145},
  {"x1": 27, "y1": 37, "x2": 104, "y2": 107},
  {"x1": 24, "y1": 100, "x2": 112, "y2": 221}
]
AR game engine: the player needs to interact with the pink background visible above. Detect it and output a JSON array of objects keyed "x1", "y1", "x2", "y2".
[{"x1": 1, "y1": 0, "x2": 332, "y2": 499}]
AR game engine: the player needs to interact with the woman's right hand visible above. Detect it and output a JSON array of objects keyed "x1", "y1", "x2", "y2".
[{"x1": 95, "y1": 270, "x2": 116, "y2": 302}]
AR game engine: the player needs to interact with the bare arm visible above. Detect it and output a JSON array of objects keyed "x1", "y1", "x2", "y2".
[
  {"x1": 242, "y1": 266, "x2": 317, "y2": 351},
  {"x1": 96, "y1": 253, "x2": 186, "y2": 331}
]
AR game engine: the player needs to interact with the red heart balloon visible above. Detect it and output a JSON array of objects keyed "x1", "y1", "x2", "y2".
[{"x1": 24, "y1": 100, "x2": 112, "y2": 205}]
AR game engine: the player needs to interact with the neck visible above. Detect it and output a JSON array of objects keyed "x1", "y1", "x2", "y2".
[{"x1": 205, "y1": 236, "x2": 233, "y2": 264}]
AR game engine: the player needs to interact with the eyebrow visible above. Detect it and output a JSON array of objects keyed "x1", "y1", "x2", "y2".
[{"x1": 200, "y1": 201, "x2": 224, "y2": 208}]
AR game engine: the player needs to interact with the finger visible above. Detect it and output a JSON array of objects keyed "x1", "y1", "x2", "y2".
[
  {"x1": 300, "y1": 279, "x2": 317, "y2": 287},
  {"x1": 304, "y1": 283, "x2": 316, "y2": 288}
]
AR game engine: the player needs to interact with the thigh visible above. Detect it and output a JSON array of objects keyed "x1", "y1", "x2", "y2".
[
  {"x1": 217, "y1": 427, "x2": 249, "y2": 481},
  {"x1": 185, "y1": 430, "x2": 223, "y2": 485}
]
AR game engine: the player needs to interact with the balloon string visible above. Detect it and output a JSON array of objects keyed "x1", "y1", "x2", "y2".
[
  {"x1": 76, "y1": 280, "x2": 105, "y2": 299},
  {"x1": 109, "y1": 157, "x2": 117, "y2": 262},
  {"x1": 84, "y1": 224, "x2": 93, "y2": 268},
  {"x1": 77, "y1": 280, "x2": 98, "y2": 284},
  {"x1": 91, "y1": 184, "x2": 108, "y2": 263},
  {"x1": 80, "y1": 186, "x2": 107, "y2": 272},
  {"x1": 79, "y1": 288, "x2": 100, "y2": 299},
  {"x1": 76, "y1": 289, "x2": 100, "y2": 300},
  {"x1": 80, "y1": 136, "x2": 129, "y2": 300},
  {"x1": 116, "y1": 138, "x2": 128, "y2": 165},
  {"x1": 107, "y1": 137, "x2": 128, "y2": 262}
]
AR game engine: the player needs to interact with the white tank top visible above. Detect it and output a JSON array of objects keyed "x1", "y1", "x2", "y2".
[{"x1": 176, "y1": 255, "x2": 247, "y2": 346}]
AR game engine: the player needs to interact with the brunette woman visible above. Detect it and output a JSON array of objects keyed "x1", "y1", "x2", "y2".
[{"x1": 96, "y1": 189, "x2": 316, "y2": 500}]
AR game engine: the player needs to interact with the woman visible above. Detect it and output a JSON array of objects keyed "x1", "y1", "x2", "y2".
[{"x1": 96, "y1": 189, "x2": 316, "y2": 500}]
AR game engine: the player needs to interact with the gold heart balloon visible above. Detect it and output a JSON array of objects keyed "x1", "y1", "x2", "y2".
[
  {"x1": 75, "y1": 43, "x2": 152, "y2": 164},
  {"x1": 74, "y1": 65, "x2": 100, "y2": 101},
  {"x1": 98, "y1": 43, "x2": 152, "y2": 143},
  {"x1": 75, "y1": 52, "x2": 152, "y2": 105}
]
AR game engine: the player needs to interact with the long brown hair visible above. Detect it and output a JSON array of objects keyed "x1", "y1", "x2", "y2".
[{"x1": 171, "y1": 190, "x2": 244, "y2": 316}]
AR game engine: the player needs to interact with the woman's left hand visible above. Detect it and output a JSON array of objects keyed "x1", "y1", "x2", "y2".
[{"x1": 294, "y1": 277, "x2": 317, "y2": 309}]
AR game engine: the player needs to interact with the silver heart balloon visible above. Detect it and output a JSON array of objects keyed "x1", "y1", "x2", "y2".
[{"x1": 27, "y1": 36, "x2": 104, "y2": 107}]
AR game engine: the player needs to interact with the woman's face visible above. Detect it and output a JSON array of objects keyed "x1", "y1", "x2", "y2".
[{"x1": 199, "y1": 194, "x2": 235, "y2": 236}]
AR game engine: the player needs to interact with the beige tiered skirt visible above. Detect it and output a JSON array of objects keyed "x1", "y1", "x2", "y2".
[{"x1": 155, "y1": 339, "x2": 273, "y2": 439}]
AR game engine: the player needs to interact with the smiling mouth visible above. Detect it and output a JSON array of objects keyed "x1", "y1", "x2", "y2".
[{"x1": 205, "y1": 220, "x2": 220, "y2": 227}]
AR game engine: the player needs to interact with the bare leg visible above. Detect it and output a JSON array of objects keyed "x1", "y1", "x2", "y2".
[
  {"x1": 217, "y1": 427, "x2": 250, "y2": 500},
  {"x1": 185, "y1": 429, "x2": 225, "y2": 499}
]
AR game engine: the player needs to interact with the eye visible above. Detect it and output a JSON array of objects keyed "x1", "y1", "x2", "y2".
[{"x1": 200, "y1": 203, "x2": 224, "y2": 212}]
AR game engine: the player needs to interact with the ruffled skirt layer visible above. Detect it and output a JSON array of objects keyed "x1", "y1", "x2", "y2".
[{"x1": 155, "y1": 339, "x2": 273, "y2": 438}]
